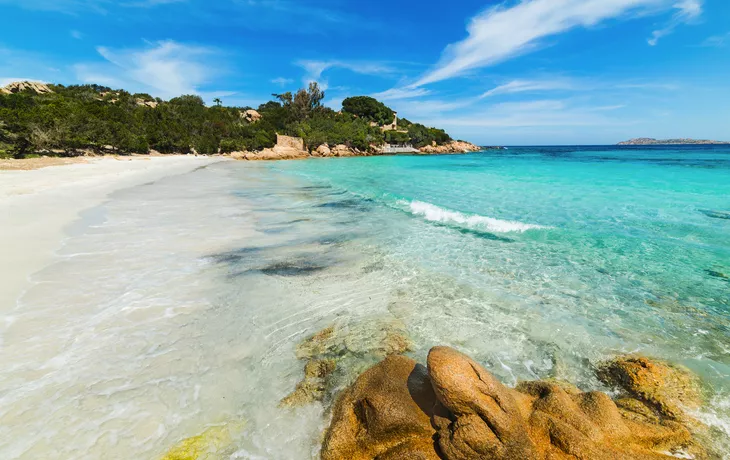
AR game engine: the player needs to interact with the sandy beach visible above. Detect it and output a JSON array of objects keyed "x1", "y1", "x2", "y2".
[{"x1": 0, "y1": 155, "x2": 227, "y2": 317}]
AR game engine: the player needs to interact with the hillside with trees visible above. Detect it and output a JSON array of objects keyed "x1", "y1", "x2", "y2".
[{"x1": 0, "y1": 81, "x2": 457, "y2": 159}]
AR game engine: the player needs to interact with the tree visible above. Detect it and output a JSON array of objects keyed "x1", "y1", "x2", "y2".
[
  {"x1": 213, "y1": 98, "x2": 222, "y2": 107},
  {"x1": 272, "y1": 92, "x2": 293, "y2": 106},
  {"x1": 341, "y1": 96, "x2": 394, "y2": 125}
]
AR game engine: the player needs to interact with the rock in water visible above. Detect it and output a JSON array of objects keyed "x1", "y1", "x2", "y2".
[
  {"x1": 596, "y1": 356, "x2": 702, "y2": 423},
  {"x1": 429, "y1": 347, "x2": 696, "y2": 459},
  {"x1": 321, "y1": 346, "x2": 704, "y2": 460},
  {"x1": 418, "y1": 141, "x2": 481, "y2": 154},
  {"x1": 281, "y1": 319, "x2": 414, "y2": 408},
  {"x1": 160, "y1": 422, "x2": 245, "y2": 460},
  {"x1": 279, "y1": 359, "x2": 337, "y2": 407},
  {"x1": 321, "y1": 355, "x2": 443, "y2": 460}
]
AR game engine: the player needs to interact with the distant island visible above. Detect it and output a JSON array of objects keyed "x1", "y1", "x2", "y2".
[
  {"x1": 618, "y1": 138, "x2": 730, "y2": 146},
  {"x1": 0, "y1": 81, "x2": 479, "y2": 161}
]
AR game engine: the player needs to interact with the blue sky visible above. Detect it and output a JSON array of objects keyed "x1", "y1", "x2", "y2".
[{"x1": 1, "y1": 0, "x2": 729, "y2": 145}]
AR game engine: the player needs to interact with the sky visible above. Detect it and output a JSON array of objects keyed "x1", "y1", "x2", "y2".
[{"x1": 1, "y1": 0, "x2": 729, "y2": 145}]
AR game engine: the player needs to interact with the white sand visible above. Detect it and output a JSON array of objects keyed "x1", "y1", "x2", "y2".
[{"x1": 0, "y1": 155, "x2": 227, "y2": 315}]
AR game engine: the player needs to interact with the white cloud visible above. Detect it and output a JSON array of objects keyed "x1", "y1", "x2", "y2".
[
  {"x1": 700, "y1": 32, "x2": 730, "y2": 48},
  {"x1": 412, "y1": 0, "x2": 695, "y2": 87},
  {"x1": 420, "y1": 99, "x2": 629, "y2": 130},
  {"x1": 70, "y1": 30, "x2": 83, "y2": 40},
  {"x1": 648, "y1": 0, "x2": 703, "y2": 45},
  {"x1": 371, "y1": 87, "x2": 431, "y2": 101},
  {"x1": 480, "y1": 79, "x2": 578, "y2": 98},
  {"x1": 75, "y1": 40, "x2": 220, "y2": 98},
  {"x1": 271, "y1": 77, "x2": 294, "y2": 87},
  {"x1": 297, "y1": 60, "x2": 396, "y2": 86}
]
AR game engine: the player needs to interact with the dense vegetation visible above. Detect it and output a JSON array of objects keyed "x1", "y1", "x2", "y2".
[{"x1": 0, "y1": 82, "x2": 453, "y2": 159}]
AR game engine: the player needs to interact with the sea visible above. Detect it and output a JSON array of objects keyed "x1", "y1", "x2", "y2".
[{"x1": 1, "y1": 145, "x2": 729, "y2": 459}]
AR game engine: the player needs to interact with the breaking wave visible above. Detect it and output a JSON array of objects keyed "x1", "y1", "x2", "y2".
[{"x1": 404, "y1": 200, "x2": 549, "y2": 233}]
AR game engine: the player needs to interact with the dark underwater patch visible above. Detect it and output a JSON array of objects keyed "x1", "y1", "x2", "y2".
[
  {"x1": 314, "y1": 232, "x2": 360, "y2": 246},
  {"x1": 455, "y1": 226, "x2": 515, "y2": 243},
  {"x1": 260, "y1": 261, "x2": 330, "y2": 277},
  {"x1": 699, "y1": 209, "x2": 730, "y2": 220},
  {"x1": 299, "y1": 185, "x2": 332, "y2": 191},
  {"x1": 208, "y1": 246, "x2": 266, "y2": 264},
  {"x1": 316, "y1": 198, "x2": 373, "y2": 211},
  {"x1": 422, "y1": 221, "x2": 514, "y2": 243},
  {"x1": 362, "y1": 261, "x2": 385, "y2": 273},
  {"x1": 230, "y1": 257, "x2": 335, "y2": 277},
  {"x1": 705, "y1": 269, "x2": 729, "y2": 281},
  {"x1": 285, "y1": 218, "x2": 312, "y2": 224},
  {"x1": 261, "y1": 226, "x2": 292, "y2": 235}
]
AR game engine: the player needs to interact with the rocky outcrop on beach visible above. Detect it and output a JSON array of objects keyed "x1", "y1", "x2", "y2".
[
  {"x1": 419, "y1": 140, "x2": 481, "y2": 154},
  {"x1": 1, "y1": 81, "x2": 53, "y2": 95},
  {"x1": 321, "y1": 346, "x2": 706, "y2": 460},
  {"x1": 618, "y1": 138, "x2": 729, "y2": 145},
  {"x1": 232, "y1": 134, "x2": 309, "y2": 160},
  {"x1": 230, "y1": 136, "x2": 482, "y2": 161}
]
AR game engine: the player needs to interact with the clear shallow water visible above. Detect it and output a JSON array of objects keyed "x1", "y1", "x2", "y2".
[{"x1": 1, "y1": 146, "x2": 729, "y2": 458}]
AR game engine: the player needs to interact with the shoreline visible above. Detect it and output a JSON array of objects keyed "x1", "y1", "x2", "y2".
[{"x1": 0, "y1": 155, "x2": 227, "y2": 315}]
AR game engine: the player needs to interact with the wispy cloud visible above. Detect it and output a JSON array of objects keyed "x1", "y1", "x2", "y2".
[
  {"x1": 371, "y1": 87, "x2": 431, "y2": 101},
  {"x1": 75, "y1": 40, "x2": 221, "y2": 98},
  {"x1": 70, "y1": 30, "x2": 84, "y2": 40},
  {"x1": 480, "y1": 78, "x2": 579, "y2": 98},
  {"x1": 271, "y1": 77, "x2": 294, "y2": 87},
  {"x1": 648, "y1": 0, "x2": 703, "y2": 46},
  {"x1": 420, "y1": 99, "x2": 630, "y2": 130},
  {"x1": 297, "y1": 60, "x2": 396, "y2": 88},
  {"x1": 412, "y1": 0, "x2": 698, "y2": 87},
  {"x1": 701, "y1": 32, "x2": 730, "y2": 47}
]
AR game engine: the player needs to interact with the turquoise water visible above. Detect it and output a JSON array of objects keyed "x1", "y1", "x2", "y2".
[{"x1": 264, "y1": 145, "x2": 730, "y2": 446}]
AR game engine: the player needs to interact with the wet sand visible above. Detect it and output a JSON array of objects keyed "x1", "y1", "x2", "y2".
[{"x1": 0, "y1": 155, "x2": 227, "y2": 315}]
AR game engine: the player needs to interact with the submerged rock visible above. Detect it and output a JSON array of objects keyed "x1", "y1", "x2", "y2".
[
  {"x1": 160, "y1": 422, "x2": 245, "y2": 460},
  {"x1": 281, "y1": 319, "x2": 413, "y2": 408},
  {"x1": 295, "y1": 319, "x2": 413, "y2": 362},
  {"x1": 321, "y1": 346, "x2": 705, "y2": 460},
  {"x1": 596, "y1": 356, "x2": 702, "y2": 423},
  {"x1": 280, "y1": 358, "x2": 337, "y2": 407}
]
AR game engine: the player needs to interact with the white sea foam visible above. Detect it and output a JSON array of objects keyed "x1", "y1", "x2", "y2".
[{"x1": 406, "y1": 200, "x2": 548, "y2": 233}]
